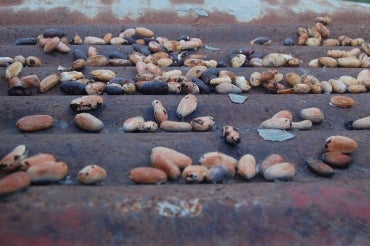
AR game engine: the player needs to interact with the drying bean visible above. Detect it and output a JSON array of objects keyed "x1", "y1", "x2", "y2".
[
  {"x1": 132, "y1": 44, "x2": 151, "y2": 56},
  {"x1": 300, "y1": 107, "x2": 324, "y2": 123},
  {"x1": 16, "y1": 115, "x2": 54, "y2": 132},
  {"x1": 0, "y1": 171, "x2": 30, "y2": 195},
  {"x1": 27, "y1": 161, "x2": 68, "y2": 183},
  {"x1": 138, "y1": 81, "x2": 168, "y2": 94},
  {"x1": 283, "y1": 38, "x2": 294, "y2": 46},
  {"x1": 271, "y1": 110, "x2": 293, "y2": 120},
  {"x1": 20, "y1": 153, "x2": 56, "y2": 171},
  {"x1": 129, "y1": 167, "x2": 167, "y2": 184},
  {"x1": 0, "y1": 145, "x2": 28, "y2": 172},
  {"x1": 84, "y1": 36, "x2": 105, "y2": 45},
  {"x1": 323, "y1": 39, "x2": 339, "y2": 46},
  {"x1": 60, "y1": 71, "x2": 84, "y2": 82},
  {"x1": 70, "y1": 95, "x2": 104, "y2": 111},
  {"x1": 74, "y1": 113, "x2": 104, "y2": 132},
  {"x1": 329, "y1": 95, "x2": 354, "y2": 108},
  {"x1": 43, "y1": 28, "x2": 65, "y2": 38},
  {"x1": 60, "y1": 81, "x2": 87, "y2": 95},
  {"x1": 222, "y1": 126, "x2": 241, "y2": 145},
  {"x1": 260, "y1": 117, "x2": 291, "y2": 130},
  {"x1": 0, "y1": 57, "x2": 13, "y2": 67},
  {"x1": 263, "y1": 162, "x2": 296, "y2": 181},
  {"x1": 190, "y1": 77, "x2": 210, "y2": 94},
  {"x1": 71, "y1": 33, "x2": 82, "y2": 44},
  {"x1": 135, "y1": 27, "x2": 154, "y2": 38},
  {"x1": 91, "y1": 69, "x2": 116, "y2": 82},
  {"x1": 230, "y1": 53, "x2": 246, "y2": 67},
  {"x1": 152, "y1": 100, "x2": 168, "y2": 124},
  {"x1": 260, "y1": 154, "x2": 285, "y2": 175},
  {"x1": 85, "y1": 55, "x2": 109, "y2": 66},
  {"x1": 123, "y1": 116, "x2": 145, "y2": 132},
  {"x1": 21, "y1": 74, "x2": 40, "y2": 88},
  {"x1": 293, "y1": 83, "x2": 311, "y2": 94},
  {"x1": 8, "y1": 86, "x2": 32, "y2": 96},
  {"x1": 215, "y1": 83, "x2": 242, "y2": 94},
  {"x1": 306, "y1": 158, "x2": 334, "y2": 177},
  {"x1": 321, "y1": 81, "x2": 333, "y2": 94},
  {"x1": 73, "y1": 49, "x2": 87, "y2": 60},
  {"x1": 139, "y1": 121, "x2": 158, "y2": 132},
  {"x1": 262, "y1": 53, "x2": 289, "y2": 67},
  {"x1": 348, "y1": 84, "x2": 366, "y2": 93},
  {"x1": 150, "y1": 150, "x2": 181, "y2": 179},
  {"x1": 26, "y1": 56, "x2": 41, "y2": 67},
  {"x1": 250, "y1": 37, "x2": 271, "y2": 45},
  {"x1": 361, "y1": 43, "x2": 370, "y2": 56},
  {"x1": 56, "y1": 41, "x2": 71, "y2": 53},
  {"x1": 322, "y1": 152, "x2": 353, "y2": 168},
  {"x1": 330, "y1": 79, "x2": 348, "y2": 93},
  {"x1": 85, "y1": 82, "x2": 105, "y2": 95},
  {"x1": 151, "y1": 146, "x2": 192, "y2": 169},
  {"x1": 160, "y1": 121, "x2": 192, "y2": 132},
  {"x1": 338, "y1": 57, "x2": 361, "y2": 67},
  {"x1": 5, "y1": 61, "x2": 23, "y2": 79},
  {"x1": 345, "y1": 116, "x2": 370, "y2": 130},
  {"x1": 78, "y1": 165, "x2": 107, "y2": 184},
  {"x1": 43, "y1": 37, "x2": 60, "y2": 53},
  {"x1": 15, "y1": 37, "x2": 37, "y2": 45},
  {"x1": 315, "y1": 16, "x2": 332, "y2": 25},
  {"x1": 324, "y1": 135, "x2": 358, "y2": 154},
  {"x1": 176, "y1": 94, "x2": 197, "y2": 119},
  {"x1": 198, "y1": 152, "x2": 237, "y2": 176},
  {"x1": 237, "y1": 154, "x2": 257, "y2": 180},
  {"x1": 318, "y1": 57, "x2": 338, "y2": 67},
  {"x1": 39, "y1": 73, "x2": 60, "y2": 93},
  {"x1": 290, "y1": 120, "x2": 313, "y2": 130},
  {"x1": 104, "y1": 83, "x2": 124, "y2": 95},
  {"x1": 182, "y1": 165, "x2": 207, "y2": 183},
  {"x1": 71, "y1": 59, "x2": 86, "y2": 71},
  {"x1": 191, "y1": 116, "x2": 215, "y2": 131}
]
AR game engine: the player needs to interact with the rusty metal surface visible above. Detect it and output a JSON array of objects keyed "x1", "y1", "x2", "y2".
[{"x1": 0, "y1": 1, "x2": 370, "y2": 245}]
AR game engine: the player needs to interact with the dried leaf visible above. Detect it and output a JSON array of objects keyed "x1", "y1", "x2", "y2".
[
  {"x1": 257, "y1": 129, "x2": 295, "y2": 141},
  {"x1": 228, "y1": 93, "x2": 248, "y2": 104}
]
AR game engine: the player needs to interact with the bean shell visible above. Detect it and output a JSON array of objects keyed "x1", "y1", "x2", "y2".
[
  {"x1": 139, "y1": 121, "x2": 158, "y2": 132},
  {"x1": 16, "y1": 114, "x2": 54, "y2": 132},
  {"x1": 260, "y1": 154, "x2": 285, "y2": 175},
  {"x1": 27, "y1": 161, "x2": 68, "y2": 183},
  {"x1": 198, "y1": 152, "x2": 237, "y2": 176},
  {"x1": 176, "y1": 94, "x2": 198, "y2": 119},
  {"x1": 322, "y1": 152, "x2": 353, "y2": 168},
  {"x1": 264, "y1": 162, "x2": 296, "y2": 181},
  {"x1": 182, "y1": 165, "x2": 208, "y2": 183},
  {"x1": 222, "y1": 125, "x2": 241, "y2": 145},
  {"x1": 152, "y1": 100, "x2": 168, "y2": 124},
  {"x1": 151, "y1": 146, "x2": 192, "y2": 169},
  {"x1": 299, "y1": 107, "x2": 324, "y2": 123},
  {"x1": 74, "y1": 113, "x2": 104, "y2": 132},
  {"x1": 329, "y1": 95, "x2": 354, "y2": 108},
  {"x1": 237, "y1": 154, "x2": 257, "y2": 180},
  {"x1": 206, "y1": 165, "x2": 233, "y2": 184},
  {"x1": 26, "y1": 56, "x2": 41, "y2": 67},
  {"x1": 191, "y1": 116, "x2": 215, "y2": 131},
  {"x1": 129, "y1": 167, "x2": 167, "y2": 184},
  {"x1": 306, "y1": 158, "x2": 334, "y2": 177},
  {"x1": 150, "y1": 151, "x2": 181, "y2": 179},
  {"x1": 20, "y1": 153, "x2": 56, "y2": 171},
  {"x1": 0, "y1": 145, "x2": 28, "y2": 172},
  {"x1": 70, "y1": 95, "x2": 104, "y2": 111},
  {"x1": 160, "y1": 121, "x2": 192, "y2": 132},
  {"x1": 5, "y1": 61, "x2": 23, "y2": 79},
  {"x1": 78, "y1": 165, "x2": 107, "y2": 184},
  {"x1": 260, "y1": 117, "x2": 291, "y2": 130},
  {"x1": 324, "y1": 135, "x2": 358, "y2": 153}
]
